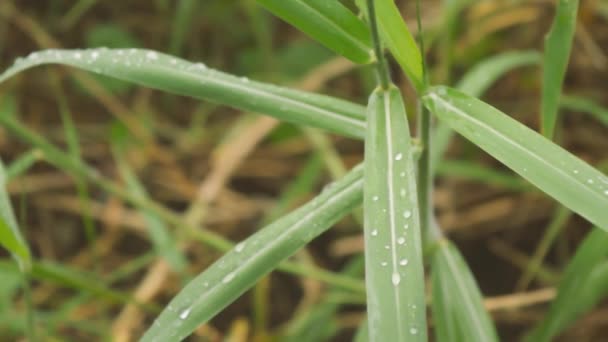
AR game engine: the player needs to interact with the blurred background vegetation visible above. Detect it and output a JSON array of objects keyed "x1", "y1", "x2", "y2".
[{"x1": 0, "y1": 0, "x2": 607, "y2": 341}]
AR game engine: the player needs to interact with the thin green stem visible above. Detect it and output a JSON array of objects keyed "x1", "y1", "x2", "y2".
[
  {"x1": 22, "y1": 271, "x2": 36, "y2": 342},
  {"x1": 415, "y1": 0, "x2": 440, "y2": 244},
  {"x1": 366, "y1": 0, "x2": 390, "y2": 89}
]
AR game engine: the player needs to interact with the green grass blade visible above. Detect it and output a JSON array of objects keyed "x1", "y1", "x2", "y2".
[
  {"x1": 436, "y1": 160, "x2": 531, "y2": 192},
  {"x1": 423, "y1": 86, "x2": 608, "y2": 230},
  {"x1": 114, "y1": 152, "x2": 187, "y2": 272},
  {"x1": 431, "y1": 239, "x2": 499, "y2": 342},
  {"x1": 527, "y1": 227, "x2": 608, "y2": 341},
  {"x1": 0, "y1": 49, "x2": 366, "y2": 139},
  {"x1": 364, "y1": 85, "x2": 426, "y2": 341},
  {"x1": 432, "y1": 50, "x2": 541, "y2": 172},
  {"x1": 457, "y1": 51, "x2": 541, "y2": 97},
  {"x1": 561, "y1": 95, "x2": 608, "y2": 127},
  {"x1": 6, "y1": 149, "x2": 41, "y2": 181},
  {"x1": 255, "y1": 0, "x2": 373, "y2": 64},
  {"x1": 141, "y1": 165, "x2": 364, "y2": 342},
  {"x1": 169, "y1": 0, "x2": 197, "y2": 54},
  {"x1": 0, "y1": 159, "x2": 31, "y2": 271},
  {"x1": 540, "y1": 0, "x2": 579, "y2": 139},
  {"x1": 375, "y1": 0, "x2": 424, "y2": 91}
]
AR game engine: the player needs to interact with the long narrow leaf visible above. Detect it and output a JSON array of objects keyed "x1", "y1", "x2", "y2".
[
  {"x1": 423, "y1": 86, "x2": 608, "y2": 230},
  {"x1": 364, "y1": 85, "x2": 426, "y2": 341},
  {"x1": 0, "y1": 49, "x2": 367, "y2": 139},
  {"x1": 375, "y1": 0, "x2": 424, "y2": 91},
  {"x1": 432, "y1": 240, "x2": 499, "y2": 342},
  {"x1": 255, "y1": 0, "x2": 373, "y2": 64},
  {"x1": 141, "y1": 165, "x2": 364, "y2": 342},
  {"x1": 527, "y1": 227, "x2": 608, "y2": 341},
  {"x1": 561, "y1": 95, "x2": 608, "y2": 127},
  {"x1": 0, "y1": 159, "x2": 31, "y2": 270},
  {"x1": 432, "y1": 50, "x2": 541, "y2": 172},
  {"x1": 540, "y1": 0, "x2": 579, "y2": 138}
]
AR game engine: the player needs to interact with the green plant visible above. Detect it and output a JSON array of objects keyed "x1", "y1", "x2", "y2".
[{"x1": 1, "y1": 0, "x2": 606, "y2": 341}]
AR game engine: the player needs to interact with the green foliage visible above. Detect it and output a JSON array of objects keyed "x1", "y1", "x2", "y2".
[
  {"x1": 432, "y1": 240, "x2": 499, "y2": 342},
  {"x1": 540, "y1": 0, "x2": 579, "y2": 138},
  {"x1": 423, "y1": 86, "x2": 608, "y2": 231},
  {"x1": 141, "y1": 165, "x2": 363, "y2": 341},
  {"x1": 364, "y1": 85, "x2": 426, "y2": 341},
  {"x1": 256, "y1": 0, "x2": 373, "y2": 64},
  {"x1": 0, "y1": 1, "x2": 605, "y2": 341}
]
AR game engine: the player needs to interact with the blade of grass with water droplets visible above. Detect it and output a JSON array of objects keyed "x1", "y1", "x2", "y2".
[
  {"x1": 527, "y1": 227, "x2": 608, "y2": 341},
  {"x1": 0, "y1": 159, "x2": 31, "y2": 271},
  {"x1": 432, "y1": 239, "x2": 499, "y2": 342},
  {"x1": 141, "y1": 165, "x2": 363, "y2": 342},
  {"x1": 0, "y1": 48, "x2": 366, "y2": 139},
  {"x1": 423, "y1": 86, "x2": 608, "y2": 230},
  {"x1": 540, "y1": 0, "x2": 579, "y2": 139},
  {"x1": 255, "y1": 0, "x2": 373, "y2": 64},
  {"x1": 364, "y1": 85, "x2": 426, "y2": 341},
  {"x1": 432, "y1": 50, "x2": 541, "y2": 172}
]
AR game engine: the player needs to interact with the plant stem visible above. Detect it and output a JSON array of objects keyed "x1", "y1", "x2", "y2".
[
  {"x1": 366, "y1": 0, "x2": 390, "y2": 89},
  {"x1": 22, "y1": 271, "x2": 36, "y2": 342},
  {"x1": 415, "y1": 0, "x2": 441, "y2": 244}
]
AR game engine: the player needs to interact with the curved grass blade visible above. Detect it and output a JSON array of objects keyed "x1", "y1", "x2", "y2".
[
  {"x1": 0, "y1": 159, "x2": 31, "y2": 271},
  {"x1": 141, "y1": 165, "x2": 364, "y2": 342},
  {"x1": 0, "y1": 48, "x2": 367, "y2": 139},
  {"x1": 375, "y1": 0, "x2": 423, "y2": 91},
  {"x1": 255, "y1": 0, "x2": 373, "y2": 64},
  {"x1": 432, "y1": 50, "x2": 541, "y2": 172},
  {"x1": 364, "y1": 85, "x2": 426, "y2": 341},
  {"x1": 561, "y1": 95, "x2": 608, "y2": 127},
  {"x1": 423, "y1": 86, "x2": 608, "y2": 230},
  {"x1": 431, "y1": 239, "x2": 498, "y2": 342},
  {"x1": 540, "y1": 0, "x2": 579, "y2": 139},
  {"x1": 527, "y1": 227, "x2": 608, "y2": 341},
  {"x1": 457, "y1": 51, "x2": 541, "y2": 97}
]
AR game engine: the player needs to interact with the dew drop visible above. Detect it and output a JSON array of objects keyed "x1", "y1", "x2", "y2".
[
  {"x1": 179, "y1": 307, "x2": 192, "y2": 320},
  {"x1": 400, "y1": 259, "x2": 409, "y2": 266},
  {"x1": 392, "y1": 272, "x2": 401, "y2": 286},
  {"x1": 222, "y1": 272, "x2": 235, "y2": 284},
  {"x1": 372, "y1": 196, "x2": 379, "y2": 202},
  {"x1": 397, "y1": 237, "x2": 405, "y2": 245},
  {"x1": 384, "y1": 245, "x2": 390, "y2": 250},
  {"x1": 74, "y1": 52, "x2": 82, "y2": 59},
  {"x1": 170, "y1": 58, "x2": 178, "y2": 65},
  {"x1": 91, "y1": 51, "x2": 99, "y2": 59},
  {"x1": 604, "y1": 190, "x2": 608, "y2": 196},
  {"x1": 404, "y1": 224, "x2": 409, "y2": 229},
  {"x1": 240, "y1": 76, "x2": 250, "y2": 83},
  {"x1": 235, "y1": 242, "x2": 245, "y2": 253},
  {"x1": 395, "y1": 153, "x2": 403, "y2": 161},
  {"x1": 410, "y1": 328, "x2": 418, "y2": 335},
  {"x1": 400, "y1": 172, "x2": 405, "y2": 177},
  {"x1": 400, "y1": 189, "x2": 406, "y2": 197},
  {"x1": 573, "y1": 170, "x2": 580, "y2": 174},
  {"x1": 371, "y1": 229, "x2": 378, "y2": 236},
  {"x1": 403, "y1": 210, "x2": 412, "y2": 219},
  {"x1": 587, "y1": 179, "x2": 594, "y2": 184},
  {"x1": 381, "y1": 262, "x2": 388, "y2": 267}
]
